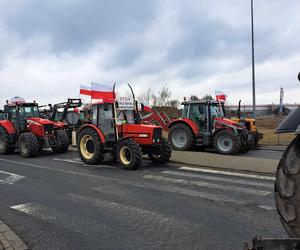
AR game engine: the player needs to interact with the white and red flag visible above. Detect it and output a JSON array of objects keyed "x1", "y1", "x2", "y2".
[
  {"x1": 91, "y1": 82, "x2": 115, "y2": 103},
  {"x1": 215, "y1": 90, "x2": 227, "y2": 102},
  {"x1": 79, "y1": 85, "x2": 91, "y2": 96}
]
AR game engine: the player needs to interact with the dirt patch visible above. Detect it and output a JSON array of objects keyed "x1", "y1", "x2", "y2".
[{"x1": 255, "y1": 115, "x2": 295, "y2": 146}]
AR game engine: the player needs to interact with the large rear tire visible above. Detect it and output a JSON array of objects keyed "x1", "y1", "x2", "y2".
[
  {"x1": 0, "y1": 126, "x2": 15, "y2": 154},
  {"x1": 149, "y1": 138, "x2": 172, "y2": 164},
  {"x1": 78, "y1": 128, "x2": 104, "y2": 165},
  {"x1": 52, "y1": 130, "x2": 69, "y2": 153},
  {"x1": 168, "y1": 124, "x2": 194, "y2": 151},
  {"x1": 275, "y1": 135, "x2": 300, "y2": 238},
  {"x1": 117, "y1": 139, "x2": 142, "y2": 170},
  {"x1": 18, "y1": 132, "x2": 39, "y2": 158},
  {"x1": 213, "y1": 130, "x2": 241, "y2": 155}
]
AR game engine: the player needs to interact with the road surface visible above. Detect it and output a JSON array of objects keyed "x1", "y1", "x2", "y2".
[{"x1": 0, "y1": 150, "x2": 285, "y2": 249}]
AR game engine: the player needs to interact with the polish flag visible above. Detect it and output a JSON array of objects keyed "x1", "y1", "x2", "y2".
[
  {"x1": 215, "y1": 90, "x2": 227, "y2": 101},
  {"x1": 91, "y1": 82, "x2": 115, "y2": 103},
  {"x1": 80, "y1": 85, "x2": 91, "y2": 96}
]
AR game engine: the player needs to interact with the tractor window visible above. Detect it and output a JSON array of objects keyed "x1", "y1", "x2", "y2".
[
  {"x1": 19, "y1": 106, "x2": 39, "y2": 119},
  {"x1": 189, "y1": 104, "x2": 206, "y2": 120},
  {"x1": 210, "y1": 105, "x2": 223, "y2": 117},
  {"x1": 117, "y1": 110, "x2": 135, "y2": 124},
  {"x1": 182, "y1": 105, "x2": 189, "y2": 118}
]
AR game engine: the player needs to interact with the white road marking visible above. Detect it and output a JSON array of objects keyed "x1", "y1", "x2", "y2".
[
  {"x1": 258, "y1": 205, "x2": 276, "y2": 211},
  {"x1": 143, "y1": 175, "x2": 271, "y2": 196},
  {"x1": 53, "y1": 158, "x2": 83, "y2": 164},
  {"x1": 162, "y1": 170, "x2": 274, "y2": 188},
  {"x1": 0, "y1": 170, "x2": 25, "y2": 185},
  {"x1": 179, "y1": 166, "x2": 275, "y2": 181},
  {"x1": 11, "y1": 203, "x2": 56, "y2": 221}
]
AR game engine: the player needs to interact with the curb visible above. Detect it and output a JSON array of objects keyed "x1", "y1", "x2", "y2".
[{"x1": 0, "y1": 220, "x2": 28, "y2": 250}]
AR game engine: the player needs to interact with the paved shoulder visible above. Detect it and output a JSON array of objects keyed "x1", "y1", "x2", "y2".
[{"x1": 0, "y1": 220, "x2": 28, "y2": 250}]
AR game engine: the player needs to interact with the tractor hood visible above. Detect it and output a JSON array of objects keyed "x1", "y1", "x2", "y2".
[
  {"x1": 27, "y1": 117, "x2": 64, "y2": 128},
  {"x1": 276, "y1": 107, "x2": 300, "y2": 134},
  {"x1": 121, "y1": 124, "x2": 161, "y2": 134},
  {"x1": 27, "y1": 117, "x2": 53, "y2": 125}
]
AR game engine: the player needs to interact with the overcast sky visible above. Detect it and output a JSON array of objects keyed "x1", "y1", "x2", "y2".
[{"x1": 0, "y1": 0, "x2": 300, "y2": 106}]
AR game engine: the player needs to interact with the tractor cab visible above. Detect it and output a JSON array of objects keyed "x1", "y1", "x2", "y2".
[
  {"x1": 4, "y1": 102, "x2": 40, "y2": 133},
  {"x1": 181, "y1": 100, "x2": 227, "y2": 132}
]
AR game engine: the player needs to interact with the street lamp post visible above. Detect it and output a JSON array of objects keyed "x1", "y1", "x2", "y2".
[{"x1": 251, "y1": 0, "x2": 256, "y2": 118}]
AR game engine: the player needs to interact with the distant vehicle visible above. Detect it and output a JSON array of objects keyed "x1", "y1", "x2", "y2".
[{"x1": 0, "y1": 99, "x2": 69, "y2": 158}]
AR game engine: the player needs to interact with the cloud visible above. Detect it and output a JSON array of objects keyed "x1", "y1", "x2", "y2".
[{"x1": 0, "y1": 0, "x2": 300, "y2": 107}]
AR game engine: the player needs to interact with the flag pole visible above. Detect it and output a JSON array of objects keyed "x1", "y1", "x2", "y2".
[{"x1": 112, "y1": 82, "x2": 119, "y2": 140}]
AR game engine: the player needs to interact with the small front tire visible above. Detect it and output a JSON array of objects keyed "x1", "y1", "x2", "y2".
[
  {"x1": 149, "y1": 139, "x2": 172, "y2": 164},
  {"x1": 117, "y1": 139, "x2": 142, "y2": 170},
  {"x1": 52, "y1": 130, "x2": 69, "y2": 153},
  {"x1": 18, "y1": 132, "x2": 39, "y2": 158}
]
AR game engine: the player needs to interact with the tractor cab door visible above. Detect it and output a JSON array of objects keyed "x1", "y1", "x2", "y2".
[
  {"x1": 188, "y1": 104, "x2": 208, "y2": 132},
  {"x1": 92, "y1": 104, "x2": 115, "y2": 142}
]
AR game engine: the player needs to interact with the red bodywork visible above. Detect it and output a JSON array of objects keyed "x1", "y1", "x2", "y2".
[
  {"x1": 118, "y1": 124, "x2": 162, "y2": 145},
  {"x1": 0, "y1": 120, "x2": 16, "y2": 134},
  {"x1": 168, "y1": 118, "x2": 200, "y2": 135},
  {"x1": 0, "y1": 117, "x2": 64, "y2": 137},
  {"x1": 79, "y1": 124, "x2": 106, "y2": 143}
]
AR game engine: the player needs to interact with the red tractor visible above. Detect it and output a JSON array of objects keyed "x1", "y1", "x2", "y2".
[
  {"x1": 167, "y1": 100, "x2": 254, "y2": 154},
  {"x1": 0, "y1": 100, "x2": 69, "y2": 158},
  {"x1": 77, "y1": 85, "x2": 172, "y2": 170},
  {"x1": 142, "y1": 100, "x2": 254, "y2": 154}
]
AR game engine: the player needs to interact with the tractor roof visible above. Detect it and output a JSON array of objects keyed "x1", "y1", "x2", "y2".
[
  {"x1": 181, "y1": 100, "x2": 224, "y2": 105},
  {"x1": 5, "y1": 102, "x2": 38, "y2": 107}
]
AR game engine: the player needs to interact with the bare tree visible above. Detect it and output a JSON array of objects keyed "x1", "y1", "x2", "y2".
[
  {"x1": 167, "y1": 99, "x2": 180, "y2": 108},
  {"x1": 159, "y1": 84, "x2": 171, "y2": 106},
  {"x1": 151, "y1": 94, "x2": 158, "y2": 107}
]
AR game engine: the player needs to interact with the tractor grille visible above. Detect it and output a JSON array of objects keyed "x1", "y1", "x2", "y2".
[
  {"x1": 153, "y1": 128, "x2": 162, "y2": 142},
  {"x1": 44, "y1": 124, "x2": 54, "y2": 135},
  {"x1": 245, "y1": 122, "x2": 251, "y2": 131}
]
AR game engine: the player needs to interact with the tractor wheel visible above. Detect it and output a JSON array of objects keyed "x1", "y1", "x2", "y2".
[
  {"x1": 52, "y1": 130, "x2": 69, "y2": 153},
  {"x1": 117, "y1": 139, "x2": 142, "y2": 170},
  {"x1": 78, "y1": 128, "x2": 104, "y2": 165},
  {"x1": 213, "y1": 130, "x2": 241, "y2": 155},
  {"x1": 0, "y1": 126, "x2": 15, "y2": 154},
  {"x1": 274, "y1": 135, "x2": 300, "y2": 238},
  {"x1": 18, "y1": 132, "x2": 39, "y2": 158},
  {"x1": 149, "y1": 138, "x2": 172, "y2": 164},
  {"x1": 168, "y1": 124, "x2": 194, "y2": 151}
]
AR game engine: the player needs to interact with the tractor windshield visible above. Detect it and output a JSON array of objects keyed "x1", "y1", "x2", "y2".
[
  {"x1": 19, "y1": 106, "x2": 40, "y2": 119},
  {"x1": 210, "y1": 104, "x2": 223, "y2": 117},
  {"x1": 117, "y1": 110, "x2": 135, "y2": 124}
]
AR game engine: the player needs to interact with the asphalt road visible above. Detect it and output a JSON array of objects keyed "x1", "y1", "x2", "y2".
[{"x1": 0, "y1": 150, "x2": 286, "y2": 250}]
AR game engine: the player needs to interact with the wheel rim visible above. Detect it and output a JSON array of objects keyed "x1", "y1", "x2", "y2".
[
  {"x1": 120, "y1": 146, "x2": 132, "y2": 165},
  {"x1": 172, "y1": 129, "x2": 187, "y2": 148},
  {"x1": 20, "y1": 137, "x2": 28, "y2": 155},
  {"x1": 217, "y1": 135, "x2": 233, "y2": 152},
  {"x1": 80, "y1": 135, "x2": 95, "y2": 160}
]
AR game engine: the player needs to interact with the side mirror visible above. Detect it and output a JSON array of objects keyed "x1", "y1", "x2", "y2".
[{"x1": 298, "y1": 72, "x2": 300, "y2": 82}]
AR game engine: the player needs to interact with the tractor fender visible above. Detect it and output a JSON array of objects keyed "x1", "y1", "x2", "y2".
[
  {"x1": 0, "y1": 121, "x2": 16, "y2": 134},
  {"x1": 276, "y1": 107, "x2": 300, "y2": 134},
  {"x1": 168, "y1": 118, "x2": 199, "y2": 136},
  {"x1": 78, "y1": 124, "x2": 106, "y2": 143}
]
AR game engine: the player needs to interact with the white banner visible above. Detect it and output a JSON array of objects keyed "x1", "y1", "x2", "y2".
[{"x1": 118, "y1": 97, "x2": 134, "y2": 110}]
